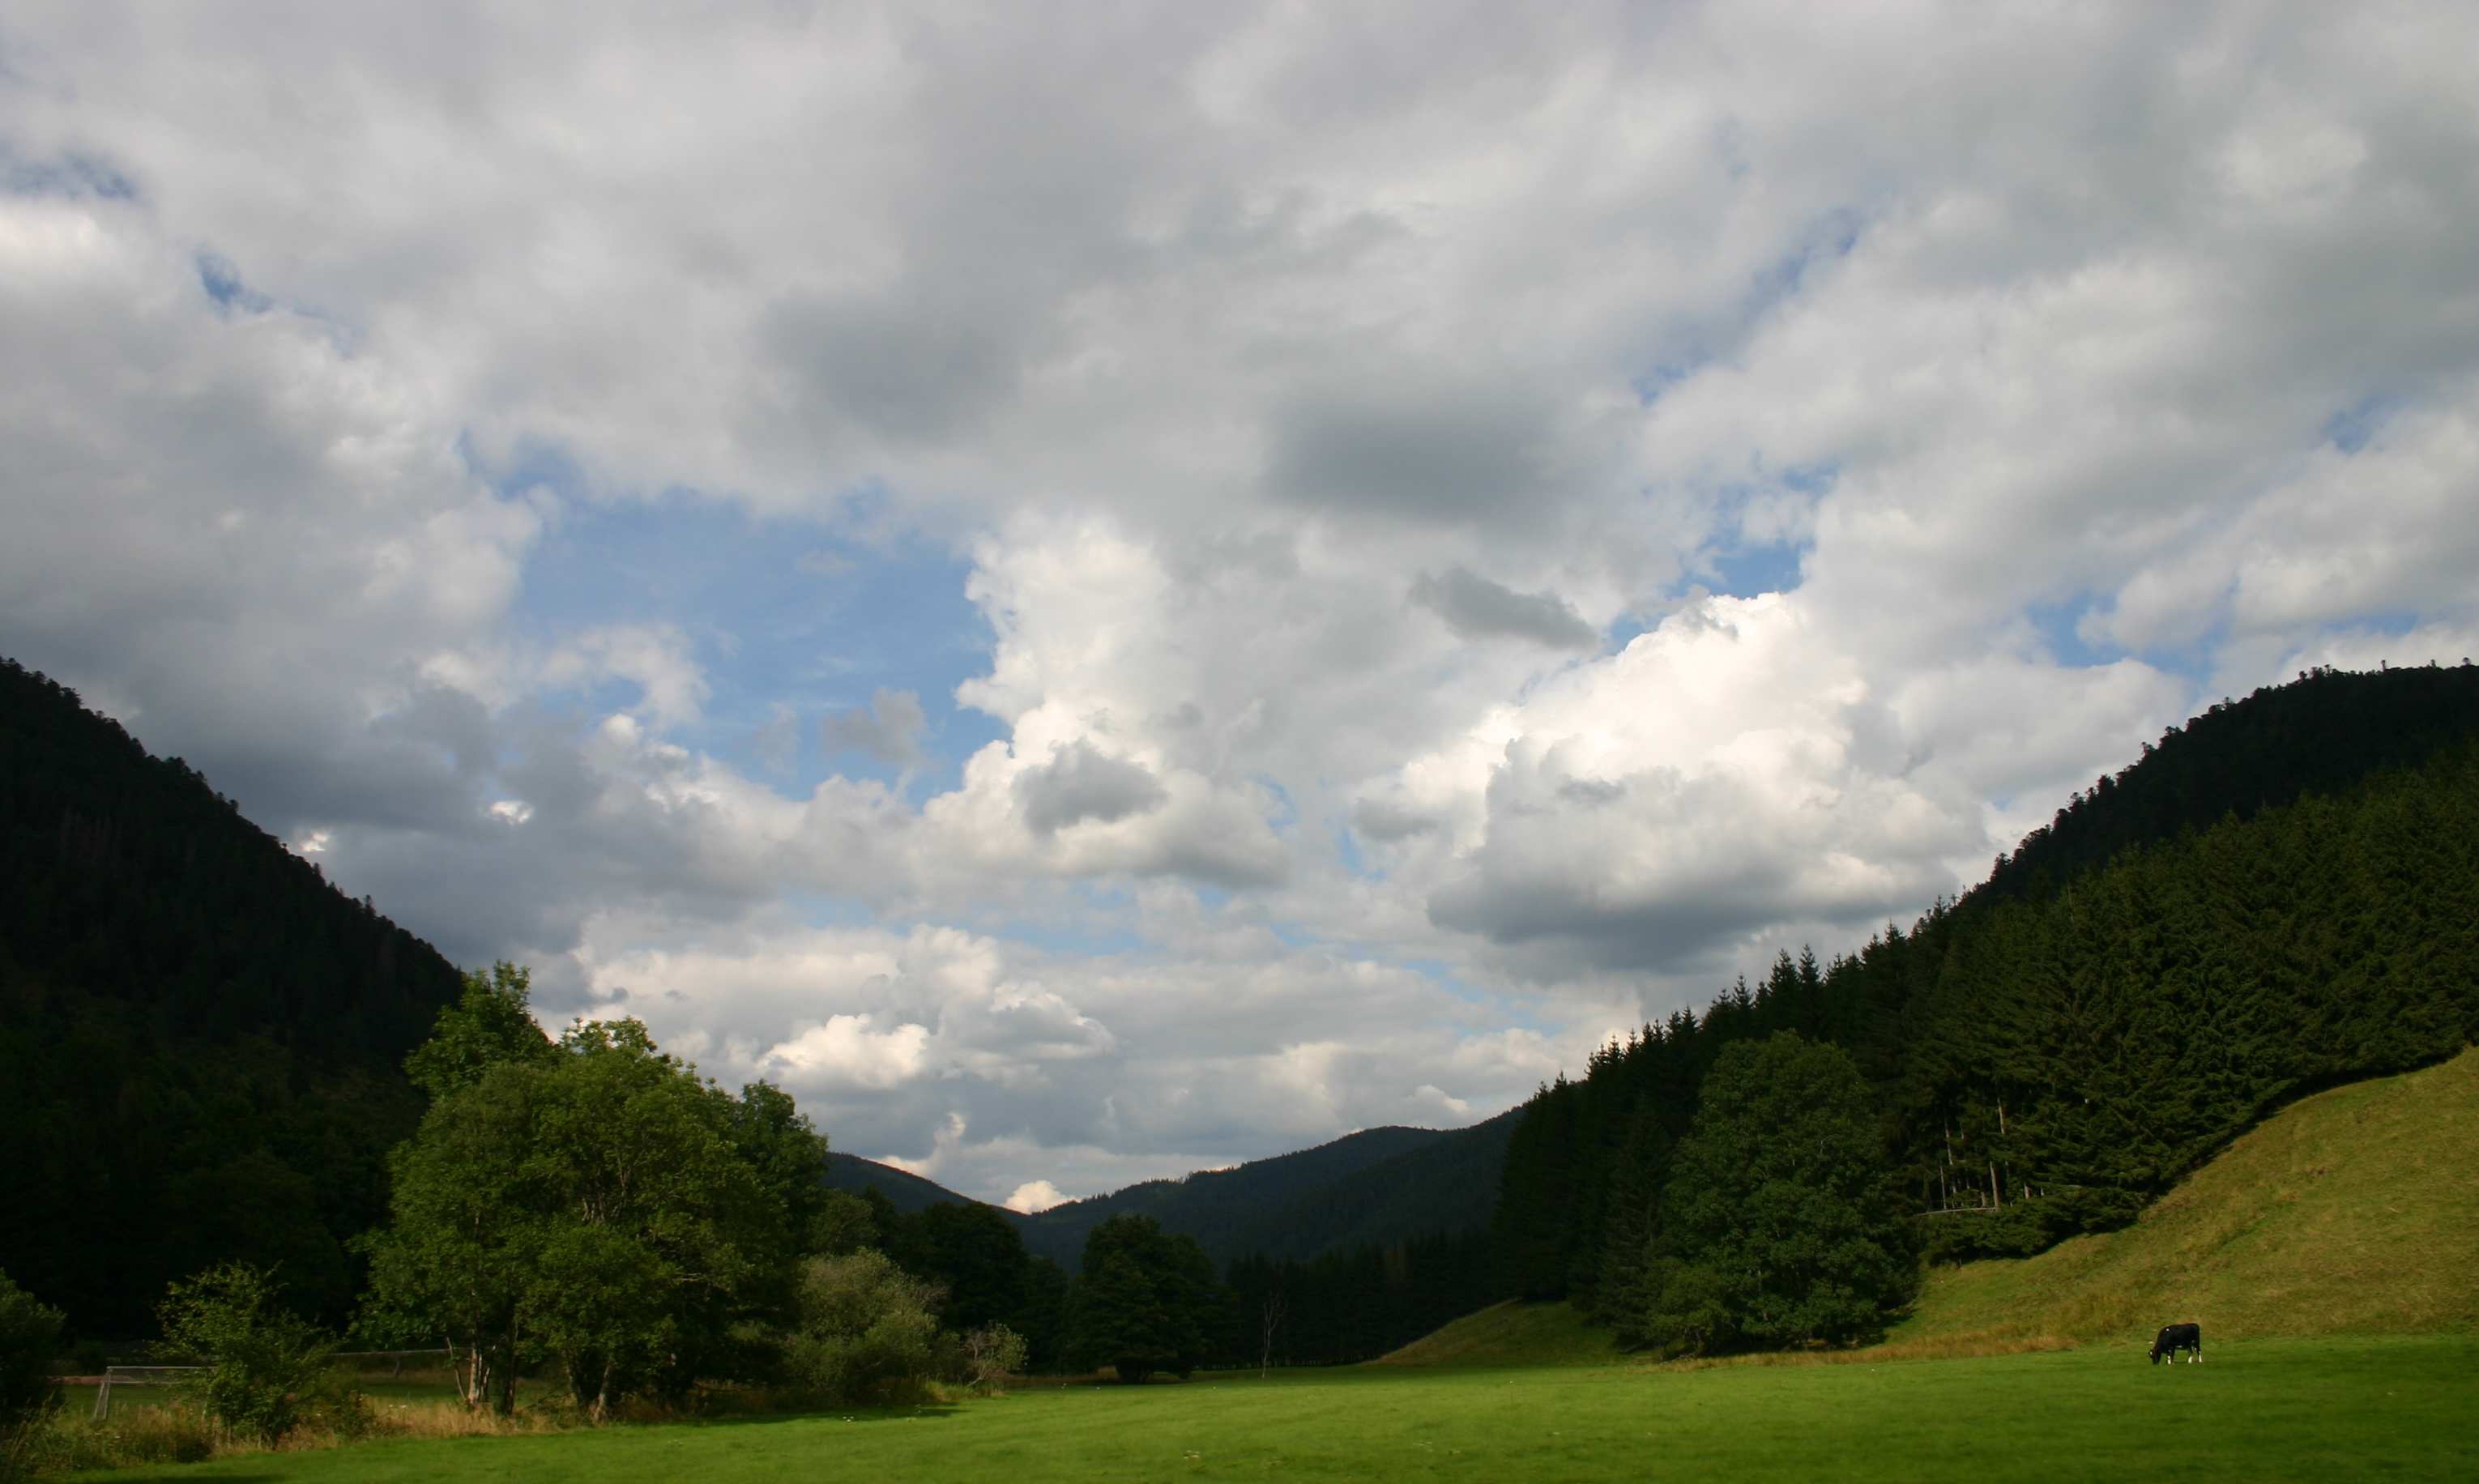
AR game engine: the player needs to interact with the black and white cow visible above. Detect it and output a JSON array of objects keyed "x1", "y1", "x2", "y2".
[{"x1": 2149, "y1": 1323, "x2": 2203, "y2": 1365}]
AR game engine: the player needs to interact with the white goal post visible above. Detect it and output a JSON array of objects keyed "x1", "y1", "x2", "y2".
[
  {"x1": 91, "y1": 1366, "x2": 204, "y2": 1421},
  {"x1": 88, "y1": 1349, "x2": 451, "y2": 1418}
]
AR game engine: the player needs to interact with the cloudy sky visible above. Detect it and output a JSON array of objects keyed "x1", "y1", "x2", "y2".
[{"x1": 6, "y1": 2, "x2": 2476, "y2": 1210}]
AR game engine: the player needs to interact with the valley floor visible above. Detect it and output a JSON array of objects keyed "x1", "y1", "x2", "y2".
[{"x1": 62, "y1": 1334, "x2": 2479, "y2": 1483}]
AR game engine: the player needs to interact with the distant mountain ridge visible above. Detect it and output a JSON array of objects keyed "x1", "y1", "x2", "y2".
[
  {"x1": 826, "y1": 1109, "x2": 1523, "y2": 1269},
  {"x1": 823, "y1": 1151, "x2": 1007, "y2": 1217}
]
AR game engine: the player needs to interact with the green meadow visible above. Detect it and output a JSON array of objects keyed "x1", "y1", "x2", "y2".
[{"x1": 53, "y1": 1335, "x2": 2477, "y2": 1483}]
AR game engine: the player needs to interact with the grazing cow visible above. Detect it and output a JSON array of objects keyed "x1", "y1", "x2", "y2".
[{"x1": 2149, "y1": 1323, "x2": 2203, "y2": 1365}]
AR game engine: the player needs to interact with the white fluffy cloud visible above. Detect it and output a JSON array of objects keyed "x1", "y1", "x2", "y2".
[{"x1": 6, "y1": 1, "x2": 2475, "y2": 1200}]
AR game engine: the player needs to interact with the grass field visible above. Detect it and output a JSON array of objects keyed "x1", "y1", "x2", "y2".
[{"x1": 51, "y1": 1335, "x2": 2478, "y2": 1482}]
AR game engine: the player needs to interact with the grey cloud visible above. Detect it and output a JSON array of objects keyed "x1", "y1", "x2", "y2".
[
  {"x1": 1268, "y1": 376, "x2": 1559, "y2": 524},
  {"x1": 1410, "y1": 567, "x2": 1598, "y2": 650},
  {"x1": 1013, "y1": 742, "x2": 1169, "y2": 834},
  {"x1": 1150, "y1": 830, "x2": 1289, "y2": 890},
  {"x1": 762, "y1": 290, "x2": 1028, "y2": 446},
  {"x1": 1350, "y1": 796, "x2": 1438, "y2": 842},
  {"x1": 822, "y1": 689, "x2": 927, "y2": 766}
]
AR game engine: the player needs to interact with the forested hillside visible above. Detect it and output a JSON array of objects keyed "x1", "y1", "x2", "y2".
[
  {"x1": 1013, "y1": 1116, "x2": 1514, "y2": 1269},
  {"x1": 826, "y1": 1115, "x2": 1521, "y2": 1370},
  {"x1": 824, "y1": 1153, "x2": 1021, "y2": 1218},
  {"x1": 0, "y1": 659, "x2": 466, "y2": 1334},
  {"x1": 1491, "y1": 663, "x2": 2479, "y2": 1351}
]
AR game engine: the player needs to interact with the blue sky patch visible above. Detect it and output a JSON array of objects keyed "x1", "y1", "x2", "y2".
[
  {"x1": 2323, "y1": 394, "x2": 2398, "y2": 454},
  {"x1": 0, "y1": 145, "x2": 138, "y2": 200},
  {"x1": 506, "y1": 490, "x2": 1004, "y2": 795}
]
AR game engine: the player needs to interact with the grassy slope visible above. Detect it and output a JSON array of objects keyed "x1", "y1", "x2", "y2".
[
  {"x1": 1381, "y1": 1048, "x2": 2477, "y2": 1373},
  {"x1": 1894, "y1": 1045, "x2": 2479, "y2": 1350},
  {"x1": 60, "y1": 1337, "x2": 2479, "y2": 1482},
  {"x1": 1370, "y1": 1301, "x2": 1617, "y2": 1368}
]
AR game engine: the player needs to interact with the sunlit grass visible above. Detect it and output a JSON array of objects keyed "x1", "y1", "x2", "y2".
[{"x1": 1894, "y1": 1047, "x2": 2479, "y2": 1352}]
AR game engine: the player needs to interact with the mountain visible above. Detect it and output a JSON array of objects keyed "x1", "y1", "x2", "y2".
[
  {"x1": 0, "y1": 659, "x2": 467, "y2": 1333},
  {"x1": 823, "y1": 1151, "x2": 1016, "y2": 1217},
  {"x1": 1985, "y1": 662, "x2": 2479, "y2": 902},
  {"x1": 1217, "y1": 1107, "x2": 1520, "y2": 1264},
  {"x1": 827, "y1": 1111, "x2": 1521, "y2": 1272},
  {"x1": 1013, "y1": 1114, "x2": 1519, "y2": 1269}
]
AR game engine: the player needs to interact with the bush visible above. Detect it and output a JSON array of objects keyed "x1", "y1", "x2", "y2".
[
  {"x1": 156, "y1": 1264, "x2": 352, "y2": 1447},
  {"x1": 1636, "y1": 1260, "x2": 1733, "y2": 1358},
  {"x1": 782, "y1": 1251, "x2": 946, "y2": 1406},
  {"x1": 960, "y1": 1324, "x2": 1028, "y2": 1392},
  {"x1": 0, "y1": 1272, "x2": 64, "y2": 1479}
]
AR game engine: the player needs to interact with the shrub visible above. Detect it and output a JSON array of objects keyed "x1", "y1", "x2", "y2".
[
  {"x1": 1636, "y1": 1260, "x2": 1733, "y2": 1358},
  {"x1": 782, "y1": 1251, "x2": 946, "y2": 1406},
  {"x1": 960, "y1": 1324, "x2": 1028, "y2": 1392},
  {"x1": 0, "y1": 1272, "x2": 63, "y2": 1480},
  {"x1": 156, "y1": 1264, "x2": 350, "y2": 1447}
]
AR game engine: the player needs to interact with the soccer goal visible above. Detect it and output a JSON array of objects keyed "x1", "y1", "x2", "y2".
[{"x1": 91, "y1": 1365, "x2": 204, "y2": 1421}]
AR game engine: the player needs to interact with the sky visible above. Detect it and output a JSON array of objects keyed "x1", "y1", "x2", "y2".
[{"x1": 6, "y1": 2, "x2": 2477, "y2": 1213}]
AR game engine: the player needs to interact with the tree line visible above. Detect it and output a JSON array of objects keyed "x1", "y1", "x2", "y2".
[{"x1": 360, "y1": 965, "x2": 1422, "y2": 1406}]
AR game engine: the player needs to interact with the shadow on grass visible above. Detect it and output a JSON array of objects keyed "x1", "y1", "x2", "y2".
[{"x1": 682, "y1": 1401, "x2": 965, "y2": 1430}]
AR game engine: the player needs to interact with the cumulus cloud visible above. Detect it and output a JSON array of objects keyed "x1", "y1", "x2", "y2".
[
  {"x1": 1003, "y1": 1180, "x2": 1065, "y2": 1214},
  {"x1": 1410, "y1": 568, "x2": 1598, "y2": 650},
  {"x1": 6, "y1": 0, "x2": 2475, "y2": 1200},
  {"x1": 1014, "y1": 742, "x2": 1172, "y2": 834},
  {"x1": 765, "y1": 1014, "x2": 934, "y2": 1092},
  {"x1": 821, "y1": 688, "x2": 928, "y2": 766},
  {"x1": 566, "y1": 919, "x2": 1564, "y2": 1200}
]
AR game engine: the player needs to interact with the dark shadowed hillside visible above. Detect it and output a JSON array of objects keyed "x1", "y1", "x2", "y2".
[
  {"x1": 1219, "y1": 1107, "x2": 1520, "y2": 1263},
  {"x1": 0, "y1": 658, "x2": 467, "y2": 1333},
  {"x1": 1016, "y1": 1117, "x2": 1515, "y2": 1269},
  {"x1": 1984, "y1": 662, "x2": 2479, "y2": 900},
  {"x1": 830, "y1": 1113, "x2": 1519, "y2": 1273},
  {"x1": 824, "y1": 1151, "x2": 1021, "y2": 1217}
]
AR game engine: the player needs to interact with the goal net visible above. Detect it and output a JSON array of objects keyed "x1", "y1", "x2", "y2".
[{"x1": 91, "y1": 1365, "x2": 204, "y2": 1421}]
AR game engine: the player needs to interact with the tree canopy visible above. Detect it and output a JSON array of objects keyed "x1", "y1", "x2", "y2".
[
  {"x1": 1068, "y1": 1215, "x2": 1223, "y2": 1382},
  {"x1": 365, "y1": 1004, "x2": 825, "y2": 1418},
  {"x1": 1630, "y1": 1034, "x2": 1916, "y2": 1354}
]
